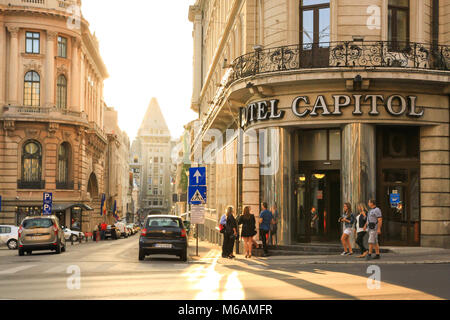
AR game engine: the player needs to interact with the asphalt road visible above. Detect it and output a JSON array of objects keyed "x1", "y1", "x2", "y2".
[{"x1": 0, "y1": 236, "x2": 449, "y2": 300}]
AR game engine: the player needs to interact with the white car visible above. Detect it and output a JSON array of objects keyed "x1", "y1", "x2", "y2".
[
  {"x1": 63, "y1": 227, "x2": 84, "y2": 242},
  {"x1": 0, "y1": 225, "x2": 19, "y2": 250},
  {"x1": 115, "y1": 222, "x2": 128, "y2": 238}
]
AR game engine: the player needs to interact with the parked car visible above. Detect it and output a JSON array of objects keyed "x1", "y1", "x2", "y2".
[
  {"x1": 18, "y1": 216, "x2": 66, "y2": 255},
  {"x1": 105, "y1": 225, "x2": 120, "y2": 240},
  {"x1": 115, "y1": 222, "x2": 128, "y2": 238},
  {"x1": 0, "y1": 225, "x2": 19, "y2": 250},
  {"x1": 63, "y1": 227, "x2": 84, "y2": 242},
  {"x1": 127, "y1": 224, "x2": 136, "y2": 235},
  {"x1": 139, "y1": 215, "x2": 188, "y2": 261}
]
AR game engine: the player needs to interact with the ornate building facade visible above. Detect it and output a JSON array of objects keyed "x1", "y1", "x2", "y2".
[
  {"x1": 189, "y1": 0, "x2": 450, "y2": 248},
  {"x1": 131, "y1": 98, "x2": 173, "y2": 217},
  {"x1": 0, "y1": 0, "x2": 111, "y2": 232}
]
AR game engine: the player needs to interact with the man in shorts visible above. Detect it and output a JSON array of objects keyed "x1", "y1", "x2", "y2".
[{"x1": 364, "y1": 199, "x2": 383, "y2": 260}]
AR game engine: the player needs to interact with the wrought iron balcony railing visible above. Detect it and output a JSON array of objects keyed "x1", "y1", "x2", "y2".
[
  {"x1": 230, "y1": 41, "x2": 450, "y2": 83},
  {"x1": 56, "y1": 181, "x2": 74, "y2": 190},
  {"x1": 17, "y1": 180, "x2": 46, "y2": 190}
]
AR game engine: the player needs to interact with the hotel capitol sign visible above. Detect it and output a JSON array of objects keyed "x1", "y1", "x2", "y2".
[{"x1": 239, "y1": 94, "x2": 424, "y2": 128}]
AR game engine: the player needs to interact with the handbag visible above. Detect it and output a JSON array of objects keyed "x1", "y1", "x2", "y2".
[{"x1": 368, "y1": 222, "x2": 376, "y2": 230}]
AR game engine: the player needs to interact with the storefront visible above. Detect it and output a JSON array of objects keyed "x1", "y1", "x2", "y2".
[{"x1": 239, "y1": 87, "x2": 448, "y2": 247}]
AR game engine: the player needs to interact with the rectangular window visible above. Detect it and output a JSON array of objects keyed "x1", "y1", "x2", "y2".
[
  {"x1": 58, "y1": 36, "x2": 67, "y2": 58},
  {"x1": 26, "y1": 32, "x2": 40, "y2": 54},
  {"x1": 153, "y1": 188, "x2": 158, "y2": 195},
  {"x1": 388, "y1": 0, "x2": 409, "y2": 48},
  {"x1": 299, "y1": 129, "x2": 341, "y2": 161}
]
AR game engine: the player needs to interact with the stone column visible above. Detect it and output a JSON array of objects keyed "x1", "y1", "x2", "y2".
[
  {"x1": 45, "y1": 31, "x2": 57, "y2": 107},
  {"x1": 342, "y1": 123, "x2": 376, "y2": 212},
  {"x1": 7, "y1": 26, "x2": 19, "y2": 105},
  {"x1": 190, "y1": 6, "x2": 202, "y2": 109},
  {"x1": 0, "y1": 22, "x2": 6, "y2": 107},
  {"x1": 71, "y1": 37, "x2": 81, "y2": 112}
]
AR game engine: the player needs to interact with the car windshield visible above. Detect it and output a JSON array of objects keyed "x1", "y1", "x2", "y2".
[
  {"x1": 23, "y1": 219, "x2": 53, "y2": 229},
  {"x1": 146, "y1": 218, "x2": 181, "y2": 228}
]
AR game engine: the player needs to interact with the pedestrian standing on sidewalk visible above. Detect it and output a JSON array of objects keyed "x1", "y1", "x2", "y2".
[
  {"x1": 365, "y1": 199, "x2": 383, "y2": 260},
  {"x1": 338, "y1": 202, "x2": 355, "y2": 256},
  {"x1": 355, "y1": 203, "x2": 369, "y2": 258},
  {"x1": 224, "y1": 206, "x2": 237, "y2": 259},
  {"x1": 259, "y1": 202, "x2": 274, "y2": 257},
  {"x1": 238, "y1": 206, "x2": 257, "y2": 259},
  {"x1": 101, "y1": 222, "x2": 107, "y2": 240},
  {"x1": 220, "y1": 212, "x2": 228, "y2": 258},
  {"x1": 269, "y1": 204, "x2": 279, "y2": 246}
]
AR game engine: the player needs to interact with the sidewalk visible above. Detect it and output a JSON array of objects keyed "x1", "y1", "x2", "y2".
[{"x1": 189, "y1": 239, "x2": 450, "y2": 265}]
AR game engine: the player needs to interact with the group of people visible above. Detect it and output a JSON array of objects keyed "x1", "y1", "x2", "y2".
[
  {"x1": 93, "y1": 222, "x2": 108, "y2": 241},
  {"x1": 339, "y1": 199, "x2": 383, "y2": 260},
  {"x1": 219, "y1": 202, "x2": 279, "y2": 259}
]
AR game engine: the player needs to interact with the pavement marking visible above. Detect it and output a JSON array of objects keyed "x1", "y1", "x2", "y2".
[
  {"x1": 0, "y1": 265, "x2": 36, "y2": 275},
  {"x1": 44, "y1": 264, "x2": 71, "y2": 274}
]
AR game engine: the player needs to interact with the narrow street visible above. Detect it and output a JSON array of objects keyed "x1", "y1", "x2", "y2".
[{"x1": 0, "y1": 236, "x2": 448, "y2": 300}]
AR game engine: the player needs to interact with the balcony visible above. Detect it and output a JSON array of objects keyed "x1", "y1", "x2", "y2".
[
  {"x1": 56, "y1": 181, "x2": 74, "y2": 190},
  {"x1": 229, "y1": 41, "x2": 450, "y2": 84},
  {"x1": 18, "y1": 180, "x2": 45, "y2": 190},
  {"x1": 1, "y1": 106, "x2": 88, "y2": 123},
  {"x1": 0, "y1": 0, "x2": 78, "y2": 11}
]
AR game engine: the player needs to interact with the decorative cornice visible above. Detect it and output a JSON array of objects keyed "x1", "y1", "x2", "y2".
[
  {"x1": 24, "y1": 61, "x2": 43, "y2": 74},
  {"x1": 57, "y1": 64, "x2": 68, "y2": 76}
]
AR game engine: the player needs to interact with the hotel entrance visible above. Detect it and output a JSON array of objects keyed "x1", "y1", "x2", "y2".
[
  {"x1": 293, "y1": 128, "x2": 342, "y2": 243},
  {"x1": 294, "y1": 170, "x2": 341, "y2": 243}
]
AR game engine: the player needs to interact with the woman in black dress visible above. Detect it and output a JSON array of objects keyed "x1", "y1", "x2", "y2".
[
  {"x1": 238, "y1": 206, "x2": 257, "y2": 258},
  {"x1": 225, "y1": 206, "x2": 237, "y2": 259}
]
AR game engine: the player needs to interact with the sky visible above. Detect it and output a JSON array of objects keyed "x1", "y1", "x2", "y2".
[{"x1": 82, "y1": 0, "x2": 198, "y2": 141}]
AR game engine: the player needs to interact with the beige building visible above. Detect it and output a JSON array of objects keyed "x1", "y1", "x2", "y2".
[
  {"x1": 104, "y1": 106, "x2": 131, "y2": 221},
  {"x1": 189, "y1": 0, "x2": 449, "y2": 248},
  {"x1": 131, "y1": 98, "x2": 173, "y2": 217},
  {"x1": 0, "y1": 0, "x2": 113, "y2": 232}
]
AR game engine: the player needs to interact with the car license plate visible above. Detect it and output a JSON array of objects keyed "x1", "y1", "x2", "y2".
[{"x1": 155, "y1": 244, "x2": 172, "y2": 248}]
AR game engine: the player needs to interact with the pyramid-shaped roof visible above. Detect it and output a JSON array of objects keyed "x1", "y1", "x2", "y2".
[{"x1": 138, "y1": 98, "x2": 170, "y2": 136}]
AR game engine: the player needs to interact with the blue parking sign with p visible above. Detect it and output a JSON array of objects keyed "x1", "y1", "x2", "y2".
[{"x1": 43, "y1": 192, "x2": 53, "y2": 215}]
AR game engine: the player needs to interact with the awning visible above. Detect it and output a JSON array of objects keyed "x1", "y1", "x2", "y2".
[{"x1": 52, "y1": 203, "x2": 94, "y2": 212}]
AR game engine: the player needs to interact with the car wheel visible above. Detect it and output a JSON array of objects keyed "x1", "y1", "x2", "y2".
[
  {"x1": 139, "y1": 250, "x2": 145, "y2": 261},
  {"x1": 55, "y1": 241, "x2": 61, "y2": 254},
  {"x1": 7, "y1": 239, "x2": 18, "y2": 250},
  {"x1": 70, "y1": 234, "x2": 78, "y2": 243},
  {"x1": 18, "y1": 248, "x2": 24, "y2": 256},
  {"x1": 27, "y1": 251, "x2": 32, "y2": 255},
  {"x1": 180, "y1": 249, "x2": 187, "y2": 262}
]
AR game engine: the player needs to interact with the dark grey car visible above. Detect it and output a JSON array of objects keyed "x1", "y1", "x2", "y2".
[{"x1": 139, "y1": 215, "x2": 188, "y2": 261}]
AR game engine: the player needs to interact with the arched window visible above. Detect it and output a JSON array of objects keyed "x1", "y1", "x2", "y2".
[
  {"x1": 57, "y1": 75, "x2": 67, "y2": 109},
  {"x1": 57, "y1": 142, "x2": 70, "y2": 185},
  {"x1": 22, "y1": 141, "x2": 42, "y2": 183},
  {"x1": 24, "y1": 71, "x2": 40, "y2": 107}
]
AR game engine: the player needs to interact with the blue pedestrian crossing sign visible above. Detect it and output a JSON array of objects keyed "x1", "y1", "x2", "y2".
[
  {"x1": 189, "y1": 167, "x2": 206, "y2": 186},
  {"x1": 43, "y1": 192, "x2": 53, "y2": 215},
  {"x1": 189, "y1": 186, "x2": 207, "y2": 205}
]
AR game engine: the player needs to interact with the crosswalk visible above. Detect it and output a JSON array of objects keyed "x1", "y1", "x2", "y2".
[{"x1": 0, "y1": 261, "x2": 194, "y2": 276}]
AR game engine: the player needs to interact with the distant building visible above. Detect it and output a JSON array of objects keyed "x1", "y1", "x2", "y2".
[
  {"x1": 131, "y1": 98, "x2": 172, "y2": 216},
  {"x1": 104, "y1": 106, "x2": 131, "y2": 221}
]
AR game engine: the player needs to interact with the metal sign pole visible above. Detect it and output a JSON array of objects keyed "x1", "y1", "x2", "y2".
[{"x1": 196, "y1": 223, "x2": 199, "y2": 257}]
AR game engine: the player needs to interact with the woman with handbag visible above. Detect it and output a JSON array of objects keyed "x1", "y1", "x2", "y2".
[
  {"x1": 355, "y1": 203, "x2": 369, "y2": 258},
  {"x1": 224, "y1": 206, "x2": 237, "y2": 259},
  {"x1": 238, "y1": 206, "x2": 257, "y2": 258}
]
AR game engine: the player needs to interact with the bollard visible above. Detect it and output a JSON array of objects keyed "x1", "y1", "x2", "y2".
[{"x1": 71, "y1": 236, "x2": 74, "y2": 246}]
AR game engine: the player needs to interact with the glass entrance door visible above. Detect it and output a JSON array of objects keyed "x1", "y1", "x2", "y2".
[
  {"x1": 380, "y1": 169, "x2": 420, "y2": 246},
  {"x1": 294, "y1": 170, "x2": 340, "y2": 242}
]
